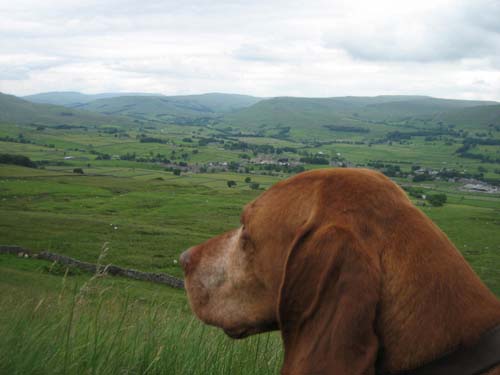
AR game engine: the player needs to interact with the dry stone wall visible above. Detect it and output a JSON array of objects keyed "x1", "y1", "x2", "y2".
[{"x1": 0, "y1": 245, "x2": 184, "y2": 289}]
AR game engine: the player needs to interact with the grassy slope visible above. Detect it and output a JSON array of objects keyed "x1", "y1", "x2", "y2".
[
  {"x1": 357, "y1": 97, "x2": 498, "y2": 120},
  {"x1": 71, "y1": 93, "x2": 262, "y2": 124},
  {"x1": 0, "y1": 165, "x2": 273, "y2": 277},
  {"x1": 24, "y1": 92, "x2": 262, "y2": 113},
  {"x1": 168, "y1": 93, "x2": 263, "y2": 112},
  {"x1": 1, "y1": 164, "x2": 499, "y2": 293},
  {"x1": 0, "y1": 92, "x2": 133, "y2": 127},
  {"x1": 434, "y1": 104, "x2": 500, "y2": 129},
  {"x1": 23, "y1": 91, "x2": 162, "y2": 106},
  {"x1": 77, "y1": 96, "x2": 216, "y2": 122},
  {"x1": 222, "y1": 96, "x2": 498, "y2": 131}
]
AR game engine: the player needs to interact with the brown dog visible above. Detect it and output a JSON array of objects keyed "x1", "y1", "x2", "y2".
[{"x1": 180, "y1": 168, "x2": 500, "y2": 374}]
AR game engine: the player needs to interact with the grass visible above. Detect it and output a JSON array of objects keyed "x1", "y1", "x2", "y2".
[
  {"x1": 0, "y1": 258, "x2": 283, "y2": 375},
  {"x1": 0, "y1": 166, "x2": 270, "y2": 277},
  {"x1": 0, "y1": 162, "x2": 499, "y2": 292}
]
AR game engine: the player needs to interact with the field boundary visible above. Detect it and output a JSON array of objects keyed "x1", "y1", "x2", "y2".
[{"x1": 0, "y1": 245, "x2": 184, "y2": 289}]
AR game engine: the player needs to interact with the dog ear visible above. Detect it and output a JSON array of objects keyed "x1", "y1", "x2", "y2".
[{"x1": 278, "y1": 225, "x2": 381, "y2": 374}]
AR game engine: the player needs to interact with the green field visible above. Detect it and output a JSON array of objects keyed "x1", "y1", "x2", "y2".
[{"x1": 1, "y1": 92, "x2": 500, "y2": 374}]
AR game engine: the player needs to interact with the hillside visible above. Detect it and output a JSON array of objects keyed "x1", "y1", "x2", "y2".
[
  {"x1": 434, "y1": 104, "x2": 500, "y2": 129},
  {"x1": 221, "y1": 95, "x2": 499, "y2": 134},
  {"x1": 179, "y1": 93, "x2": 263, "y2": 112},
  {"x1": 355, "y1": 97, "x2": 498, "y2": 122},
  {"x1": 22, "y1": 92, "x2": 262, "y2": 125},
  {"x1": 76, "y1": 95, "x2": 217, "y2": 125},
  {"x1": 5, "y1": 92, "x2": 499, "y2": 135},
  {"x1": 23, "y1": 91, "x2": 161, "y2": 106},
  {"x1": 0, "y1": 92, "x2": 131, "y2": 127},
  {"x1": 72, "y1": 93, "x2": 261, "y2": 124}
]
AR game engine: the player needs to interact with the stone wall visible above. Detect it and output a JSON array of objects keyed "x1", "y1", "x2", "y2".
[{"x1": 0, "y1": 245, "x2": 184, "y2": 289}]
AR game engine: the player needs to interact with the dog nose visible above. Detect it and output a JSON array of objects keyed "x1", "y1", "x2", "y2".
[{"x1": 179, "y1": 249, "x2": 192, "y2": 270}]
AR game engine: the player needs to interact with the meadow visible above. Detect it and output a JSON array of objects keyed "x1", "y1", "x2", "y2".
[
  {"x1": 1, "y1": 94, "x2": 500, "y2": 374},
  {"x1": 0, "y1": 254, "x2": 283, "y2": 374}
]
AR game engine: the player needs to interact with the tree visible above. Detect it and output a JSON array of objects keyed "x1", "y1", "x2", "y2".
[
  {"x1": 413, "y1": 173, "x2": 433, "y2": 182},
  {"x1": 73, "y1": 168, "x2": 84, "y2": 174},
  {"x1": 244, "y1": 177, "x2": 252, "y2": 183},
  {"x1": 404, "y1": 186, "x2": 425, "y2": 199},
  {"x1": 228, "y1": 161, "x2": 240, "y2": 172},
  {"x1": 250, "y1": 182, "x2": 260, "y2": 190},
  {"x1": 227, "y1": 180, "x2": 237, "y2": 188},
  {"x1": 0, "y1": 153, "x2": 37, "y2": 168},
  {"x1": 427, "y1": 193, "x2": 447, "y2": 207},
  {"x1": 173, "y1": 169, "x2": 181, "y2": 176}
]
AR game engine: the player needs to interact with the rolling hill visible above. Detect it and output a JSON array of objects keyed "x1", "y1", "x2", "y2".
[
  {"x1": 5, "y1": 92, "x2": 499, "y2": 135},
  {"x1": 221, "y1": 95, "x2": 499, "y2": 131},
  {"x1": 23, "y1": 92, "x2": 263, "y2": 125},
  {"x1": 434, "y1": 104, "x2": 500, "y2": 128},
  {"x1": 23, "y1": 91, "x2": 162, "y2": 107},
  {"x1": 76, "y1": 93, "x2": 262, "y2": 122},
  {"x1": 0, "y1": 92, "x2": 132, "y2": 127}
]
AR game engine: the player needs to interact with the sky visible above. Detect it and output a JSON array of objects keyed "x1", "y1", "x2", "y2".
[{"x1": 0, "y1": 0, "x2": 499, "y2": 100}]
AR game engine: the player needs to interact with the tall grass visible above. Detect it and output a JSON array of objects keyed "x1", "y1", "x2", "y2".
[{"x1": 0, "y1": 277, "x2": 283, "y2": 374}]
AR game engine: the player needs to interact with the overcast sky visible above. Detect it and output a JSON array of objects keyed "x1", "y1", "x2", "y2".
[{"x1": 1, "y1": 0, "x2": 499, "y2": 100}]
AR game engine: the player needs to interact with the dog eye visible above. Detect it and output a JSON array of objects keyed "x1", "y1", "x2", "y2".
[
  {"x1": 240, "y1": 230, "x2": 252, "y2": 248},
  {"x1": 241, "y1": 230, "x2": 249, "y2": 241}
]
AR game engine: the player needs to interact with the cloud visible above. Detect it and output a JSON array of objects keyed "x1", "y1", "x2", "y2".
[
  {"x1": 0, "y1": 0, "x2": 498, "y2": 101},
  {"x1": 322, "y1": 0, "x2": 500, "y2": 63},
  {"x1": 232, "y1": 44, "x2": 286, "y2": 63}
]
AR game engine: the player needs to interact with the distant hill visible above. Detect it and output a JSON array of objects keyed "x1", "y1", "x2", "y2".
[
  {"x1": 222, "y1": 95, "x2": 499, "y2": 131},
  {"x1": 176, "y1": 93, "x2": 263, "y2": 113},
  {"x1": 0, "y1": 92, "x2": 131, "y2": 127},
  {"x1": 357, "y1": 97, "x2": 498, "y2": 121},
  {"x1": 222, "y1": 97, "x2": 357, "y2": 129},
  {"x1": 434, "y1": 104, "x2": 500, "y2": 128},
  {"x1": 73, "y1": 93, "x2": 262, "y2": 124},
  {"x1": 23, "y1": 91, "x2": 162, "y2": 107},
  {"x1": 6, "y1": 92, "x2": 498, "y2": 133}
]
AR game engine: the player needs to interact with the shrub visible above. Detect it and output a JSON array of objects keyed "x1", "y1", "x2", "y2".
[
  {"x1": 95, "y1": 153, "x2": 111, "y2": 160},
  {"x1": 250, "y1": 182, "x2": 260, "y2": 190},
  {"x1": 403, "y1": 186, "x2": 425, "y2": 198},
  {"x1": 228, "y1": 161, "x2": 240, "y2": 171},
  {"x1": 0, "y1": 153, "x2": 37, "y2": 168},
  {"x1": 227, "y1": 180, "x2": 237, "y2": 188},
  {"x1": 73, "y1": 168, "x2": 84, "y2": 174},
  {"x1": 427, "y1": 193, "x2": 447, "y2": 207},
  {"x1": 413, "y1": 173, "x2": 433, "y2": 182},
  {"x1": 299, "y1": 157, "x2": 329, "y2": 165},
  {"x1": 244, "y1": 177, "x2": 252, "y2": 183}
]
